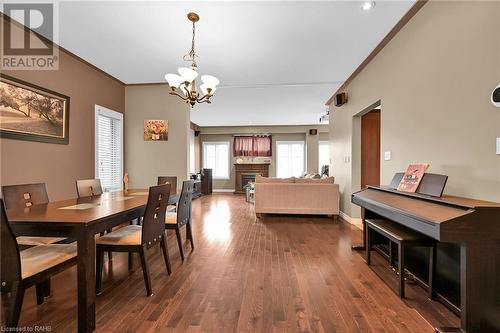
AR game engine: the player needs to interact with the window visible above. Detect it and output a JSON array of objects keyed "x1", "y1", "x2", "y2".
[
  {"x1": 276, "y1": 141, "x2": 305, "y2": 178},
  {"x1": 318, "y1": 141, "x2": 330, "y2": 173},
  {"x1": 203, "y1": 141, "x2": 230, "y2": 179},
  {"x1": 95, "y1": 105, "x2": 123, "y2": 192}
]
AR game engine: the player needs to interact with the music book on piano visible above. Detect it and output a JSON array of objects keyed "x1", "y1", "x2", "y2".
[{"x1": 397, "y1": 163, "x2": 429, "y2": 193}]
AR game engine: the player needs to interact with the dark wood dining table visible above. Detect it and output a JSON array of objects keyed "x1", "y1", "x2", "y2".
[{"x1": 6, "y1": 189, "x2": 179, "y2": 333}]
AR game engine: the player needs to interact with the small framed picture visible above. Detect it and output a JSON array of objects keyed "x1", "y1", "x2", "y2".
[{"x1": 144, "y1": 119, "x2": 168, "y2": 141}]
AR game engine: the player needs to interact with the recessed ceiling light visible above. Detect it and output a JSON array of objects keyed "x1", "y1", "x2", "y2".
[{"x1": 361, "y1": 1, "x2": 376, "y2": 11}]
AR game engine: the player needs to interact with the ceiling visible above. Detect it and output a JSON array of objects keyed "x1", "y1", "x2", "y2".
[{"x1": 6, "y1": 1, "x2": 415, "y2": 126}]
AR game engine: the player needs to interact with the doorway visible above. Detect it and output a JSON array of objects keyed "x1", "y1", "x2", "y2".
[{"x1": 361, "y1": 109, "x2": 380, "y2": 188}]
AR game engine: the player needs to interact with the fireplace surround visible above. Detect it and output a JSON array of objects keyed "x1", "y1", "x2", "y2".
[{"x1": 234, "y1": 163, "x2": 269, "y2": 194}]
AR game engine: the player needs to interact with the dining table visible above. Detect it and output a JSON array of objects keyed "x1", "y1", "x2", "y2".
[{"x1": 6, "y1": 189, "x2": 179, "y2": 333}]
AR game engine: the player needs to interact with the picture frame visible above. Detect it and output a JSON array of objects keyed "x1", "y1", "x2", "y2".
[
  {"x1": 144, "y1": 119, "x2": 168, "y2": 141},
  {"x1": 0, "y1": 74, "x2": 70, "y2": 144}
]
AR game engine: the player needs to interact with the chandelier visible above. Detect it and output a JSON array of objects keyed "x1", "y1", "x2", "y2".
[{"x1": 164, "y1": 12, "x2": 219, "y2": 108}]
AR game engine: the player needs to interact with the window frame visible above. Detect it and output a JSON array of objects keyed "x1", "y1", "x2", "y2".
[
  {"x1": 202, "y1": 141, "x2": 231, "y2": 180},
  {"x1": 94, "y1": 105, "x2": 124, "y2": 192},
  {"x1": 276, "y1": 140, "x2": 306, "y2": 178},
  {"x1": 318, "y1": 140, "x2": 330, "y2": 173}
]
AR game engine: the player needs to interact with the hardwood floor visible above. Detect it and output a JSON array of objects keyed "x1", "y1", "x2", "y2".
[{"x1": 5, "y1": 194, "x2": 458, "y2": 332}]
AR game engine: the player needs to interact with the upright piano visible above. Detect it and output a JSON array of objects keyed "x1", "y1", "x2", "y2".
[{"x1": 352, "y1": 186, "x2": 500, "y2": 333}]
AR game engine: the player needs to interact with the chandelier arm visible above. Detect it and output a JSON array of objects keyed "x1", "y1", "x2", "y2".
[
  {"x1": 196, "y1": 94, "x2": 209, "y2": 102},
  {"x1": 169, "y1": 91, "x2": 189, "y2": 101},
  {"x1": 196, "y1": 99, "x2": 212, "y2": 104}
]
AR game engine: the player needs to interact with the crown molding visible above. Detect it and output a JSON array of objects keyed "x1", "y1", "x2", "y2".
[
  {"x1": 325, "y1": 0, "x2": 428, "y2": 106},
  {"x1": 0, "y1": 13, "x2": 125, "y2": 86}
]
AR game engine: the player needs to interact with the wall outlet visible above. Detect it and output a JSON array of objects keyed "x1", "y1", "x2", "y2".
[
  {"x1": 496, "y1": 137, "x2": 500, "y2": 155},
  {"x1": 384, "y1": 151, "x2": 392, "y2": 161}
]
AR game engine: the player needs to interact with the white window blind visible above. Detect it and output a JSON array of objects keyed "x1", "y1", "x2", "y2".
[
  {"x1": 203, "y1": 142, "x2": 229, "y2": 179},
  {"x1": 318, "y1": 141, "x2": 330, "y2": 173},
  {"x1": 276, "y1": 141, "x2": 305, "y2": 178},
  {"x1": 95, "y1": 106, "x2": 123, "y2": 192}
]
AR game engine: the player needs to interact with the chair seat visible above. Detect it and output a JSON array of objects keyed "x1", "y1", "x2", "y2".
[
  {"x1": 165, "y1": 212, "x2": 177, "y2": 224},
  {"x1": 96, "y1": 225, "x2": 142, "y2": 246},
  {"x1": 17, "y1": 236, "x2": 67, "y2": 246},
  {"x1": 21, "y1": 244, "x2": 77, "y2": 279}
]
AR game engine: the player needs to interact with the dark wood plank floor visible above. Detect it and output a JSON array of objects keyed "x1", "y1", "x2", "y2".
[{"x1": 6, "y1": 194, "x2": 459, "y2": 332}]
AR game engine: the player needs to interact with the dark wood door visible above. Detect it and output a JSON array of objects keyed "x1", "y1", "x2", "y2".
[{"x1": 361, "y1": 110, "x2": 380, "y2": 188}]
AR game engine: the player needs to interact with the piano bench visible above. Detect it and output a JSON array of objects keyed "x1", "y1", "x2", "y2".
[{"x1": 365, "y1": 219, "x2": 436, "y2": 299}]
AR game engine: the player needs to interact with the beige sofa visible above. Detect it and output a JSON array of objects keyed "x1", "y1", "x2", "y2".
[{"x1": 254, "y1": 175, "x2": 340, "y2": 216}]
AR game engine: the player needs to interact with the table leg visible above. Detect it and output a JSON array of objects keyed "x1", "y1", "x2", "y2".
[{"x1": 77, "y1": 229, "x2": 96, "y2": 333}]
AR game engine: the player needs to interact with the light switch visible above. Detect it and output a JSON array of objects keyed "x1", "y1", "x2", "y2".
[
  {"x1": 496, "y1": 138, "x2": 500, "y2": 155},
  {"x1": 384, "y1": 151, "x2": 392, "y2": 161}
]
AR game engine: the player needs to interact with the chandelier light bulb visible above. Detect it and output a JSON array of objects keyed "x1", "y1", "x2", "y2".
[
  {"x1": 178, "y1": 67, "x2": 198, "y2": 83},
  {"x1": 165, "y1": 73, "x2": 183, "y2": 88}
]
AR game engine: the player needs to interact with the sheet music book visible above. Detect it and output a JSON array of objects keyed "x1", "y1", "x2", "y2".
[{"x1": 397, "y1": 163, "x2": 429, "y2": 193}]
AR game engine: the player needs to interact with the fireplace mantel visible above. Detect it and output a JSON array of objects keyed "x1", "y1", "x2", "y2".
[{"x1": 234, "y1": 163, "x2": 270, "y2": 194}]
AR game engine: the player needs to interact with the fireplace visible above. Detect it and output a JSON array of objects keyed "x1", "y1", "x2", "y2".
[
  {"x1": 234, "y1": 163, "x2": 270, "y2": 194},
  {"x1": 241, "y1": 174, "x2": 257, "y2": 192}
]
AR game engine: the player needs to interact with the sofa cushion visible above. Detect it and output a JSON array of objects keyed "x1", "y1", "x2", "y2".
[
  {"x1": 295, "y1": 176, "x2": 335, "y2": 184},
  {"x1": 255, "y1": 175, "x2": 295, "y2": 183}
]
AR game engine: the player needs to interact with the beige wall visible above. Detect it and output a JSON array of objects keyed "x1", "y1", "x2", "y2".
[
  {"x1": 329, "y1": 0, "x2": 500, "y2": 217},
  {"x1": 125, "y1": 85, "x2": 190, "y2": 189},
  {"x1": 0, "y1": 16, "x2": 125, "y2": 201},
  {"x1": 200, "y1": 125, "x2": 329, "y2": 190}
]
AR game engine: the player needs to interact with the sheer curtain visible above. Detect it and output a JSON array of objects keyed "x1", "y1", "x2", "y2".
[
  {"x1": 233, "y1": 136, "x2": 254, "y2": 156},
  {"x1": 253, "y1": 135, "x2": 272, "y2": 156},
  {"x1": 233, "y1": 136, "x2": 272, "y2": 157}
]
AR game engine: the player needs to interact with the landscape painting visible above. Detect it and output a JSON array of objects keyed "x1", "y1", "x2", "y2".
[
  {"x1": 144, "y1": 119, "x2": 168, "y2": 141},
  {"x1": 0, "y1": 75, "x2": 69, "y2": 144}
]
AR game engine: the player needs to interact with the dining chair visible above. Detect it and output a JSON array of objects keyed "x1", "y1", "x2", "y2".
[
  {"x1": 165, "y1": 180, "x2": 194, "y2": 261},
  {"x1": 96, "y1": 184, "x2": 172, "y2": 296},
  {"x1": 76, "y1": 178, "x2": 103, "y2": 197},
  {"x1": 76, "y1": 178, "x2": 115, "y2": 261},
  {"x1": 157, "y1": 176, "x2": 177, "y2": 212},
  {"x1": 0, "y1": 199, "x2": 77, "y2": 328},
  {"x1": 1, "y1": 183, "x2": 67, "y2": 247}
]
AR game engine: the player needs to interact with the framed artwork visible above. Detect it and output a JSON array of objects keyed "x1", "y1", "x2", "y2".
[
  {"x1": 144, "y1": 119, "x2": 168, "y2": 141},
  {"x1": 0, "y1": 74, "x2": 70, "y2": 144}
]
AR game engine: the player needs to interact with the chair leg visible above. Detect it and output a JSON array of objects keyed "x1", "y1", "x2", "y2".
[
  {"x1": 96, "y1": 247, "x2": 105, "y2": 294},
  {"x1": 160, "y1": 238, "x2": 172, "y2": 275},
  {"x1": 107, "y1": 229, "x2": 113, "y2": 261},
  {"x1": 5, "y1": 283, "x2": 25, "y2": 328},
  {"x1": 35, "y1": 283, "x2": 45, "y2": 305},
  {"x1": 42, "y1": 279, "x2": 51, "y2": 297},
  {"x1": 139, "y1": 247, "x2": 153, "y2": 296},
  {"x1": 128, "y1": 252, "x2": 133, "y2": 272},
  {"x1": 398, "y1": 242, "x2": 405, "y2": 298},
  {"x1": 365, "y1": 226, "x2": 371, "y2": 265},
  {"x1": 428, "y1": 243, "x2": 437, "y2": 299},
  {"x1": 175, "y1": 226, "x2": 185, "y2": 261},
  {"x1": 186, "y1": 221, "x2": 194, "y2": 250}
]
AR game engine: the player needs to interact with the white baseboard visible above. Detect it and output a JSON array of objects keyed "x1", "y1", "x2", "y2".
[
  {"x1": 339, "y1": 211, "x2": 363, "y2": 229},
  {"x1": 213, "y1": 189, "x2": 235, "y2": 193}
]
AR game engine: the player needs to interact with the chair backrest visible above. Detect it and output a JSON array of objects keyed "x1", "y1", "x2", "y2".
[
  {"x1": 176, "y1": 180, "x2": 194, "y2": 226},
  {"x1": 157, "y1": 176, "x2": 177, "y2": 195},
  {"x1": 141, "y1": 184, "x2": 170, "y2": 249},
  {"x1": 0, "y1": 199, "x2": 22, "y2": 290},
  {"x1": 76, "y1": 179, "x2": 103, "y2": 198},
  {"x1": 2, "y1": 183, "x2": 49, "y2": 209}
]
